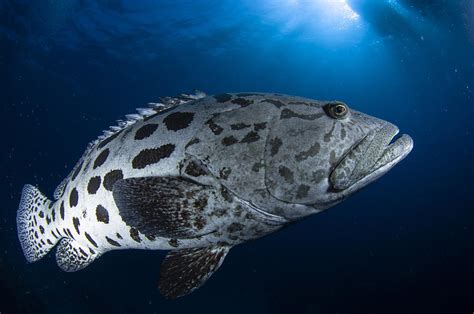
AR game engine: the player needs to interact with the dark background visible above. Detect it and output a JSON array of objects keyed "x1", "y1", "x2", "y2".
[{"x1": 1, "y1": 0, "x2": 473, "y2": 313}]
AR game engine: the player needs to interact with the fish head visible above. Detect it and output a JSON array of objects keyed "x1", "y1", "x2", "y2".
[{"x1": 264, "y1": 100, "x2": 413, "y2": 219}]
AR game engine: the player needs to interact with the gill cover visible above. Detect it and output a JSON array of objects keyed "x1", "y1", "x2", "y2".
[
  {"x1": 185, "y1": 102, "x2": 274, "y2": 209},
  {"x1": 264, "y1": 102, "x2": 370, "y2": 205}
]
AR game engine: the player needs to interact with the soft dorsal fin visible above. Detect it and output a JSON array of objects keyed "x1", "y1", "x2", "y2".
[
  {"x1": 159, "y1": 245, "x2": 230, "y2": 299},
  {"x1": 112, "y1": 176, "x2": 215, "y2": 239},
  {"x1": 88, "y1": 90, "x2": 206, "y2": 150},
  {"x1": 53, "y1": 177, "x2": 68, "y2": 200}
]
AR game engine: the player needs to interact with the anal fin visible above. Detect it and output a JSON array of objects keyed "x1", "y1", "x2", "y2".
[
  {"x1": 56, "y1": 238, "x2": 100, "y2": 272},
  {"x1": 159, "y1": 245, "x2": 230, "y2": 299}
]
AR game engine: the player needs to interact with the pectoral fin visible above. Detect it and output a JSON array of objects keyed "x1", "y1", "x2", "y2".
[
  {"x1": 159, "y1": 245, "x2": 231, "y2": 299},
  {"x1": 112, "y1": 176, "x2": 213, "y2": 239}
]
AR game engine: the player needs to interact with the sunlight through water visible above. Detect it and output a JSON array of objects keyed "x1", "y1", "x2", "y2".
[{"x1": 257, "y1": 0, "x2": 365, "y2": 44}]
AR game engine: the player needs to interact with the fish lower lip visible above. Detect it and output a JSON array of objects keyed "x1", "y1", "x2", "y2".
[
  {"x1": 329, "y1": 125, "x2": 413, "y2": 191},
  {"x1": 374, "y1": 133, "x2": 413, "y2": 169}
]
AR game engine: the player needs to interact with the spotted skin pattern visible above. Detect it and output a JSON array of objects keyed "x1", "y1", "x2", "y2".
[{"x1": 17, "y1": 92, "x2": 413, "y2": 298}]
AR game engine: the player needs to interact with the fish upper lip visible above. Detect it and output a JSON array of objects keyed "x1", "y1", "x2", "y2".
[
  {"x1": 329, "y1": 124, "x2": 414, "y2": 192},
  {"x1": 374, "y1": 131, "x2": 413, "y2": 169}
]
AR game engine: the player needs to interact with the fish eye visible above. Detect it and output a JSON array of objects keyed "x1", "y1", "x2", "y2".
[{"x1": 326, "y1": 102, "x2": 349, "y2": 119}]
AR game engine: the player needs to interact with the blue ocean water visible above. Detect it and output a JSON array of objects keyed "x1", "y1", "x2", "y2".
[{"x1": 1, "y1": 0, "x2": 473, "y2": 313}]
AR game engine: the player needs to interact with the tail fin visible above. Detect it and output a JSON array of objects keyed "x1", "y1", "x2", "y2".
[{"x1": 17, "y1": 184, "x2": 60, "y2": 262}]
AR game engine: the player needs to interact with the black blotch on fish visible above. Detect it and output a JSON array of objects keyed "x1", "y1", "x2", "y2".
[
  {"x1": 78, "y1": 248, "x2": 88, "y2": 256},
  {"x1": 60, "y1": 201, "x2": 65, "y2": 220},
  {"x1": 168, "y1": 238, "x2": 179, "y2": 247},
  {"x1": 185, "y1": 138, "x2": 200, "y2": 149},
  {"x1": 220, "y1": 187, "x2": 233, "y2": 202},
  {"x1": 269, "y1": 137, "x2": 283, "y2": 156},
  {"x1": 296, "y1": 185, "x2": 310, "y2": 198},
  {"x1": 120, "y1": 126, "x2": 134, "y2": 141},
  {"x1": 97, "y1": 129, "x2": 123, "y2": 150},
  {"x1": 214, "y1": 93, "x2": 232, "y2": 102},
  {"x1": 93, "y1": 149, "x2": 110, "y2": 169},
  {"x1": 163, "y1": 112, "x2": 195, "y2": 131},
  {"x1": 254, "y1": 122, "x2": 267, "y2": 131},
  {"x1": 39, "y1": 211, "x2": 44, "y2": 218},
  {"x1": 132, "y1": 144, "x2": 175, "y2": 169},
  {"x1": 96, "y1": 205, "x2": 109, "y2": 224},
  {"x1": 143, "y1": 102, "x2": 183, "y2": 121},
  {"x1": 231, "y1": 98, "x2": 253, "y2": 107},
  {"x1": 312, "y1": 169, "x2": 326, "y2": 184},
  {"x1": 103, "y1": 169, "x2": 124, "y2": 191},
  {"x1": 280, "y1": 108, "x2": 324, "y2": 120},
  {"x1": 193, "y1": 216, "x2": 206, "y2": 230},
  {"x1": 184, "y1": 161, "x2": 207, "y2": 177},
  {"x1": 237, "y1": 93, "x2": 262, "y2": 97},
  {"x1": 227, "y1": 223, "x2": 244, "y2": 233},
  {"x1": 71, "y1": 160, "x2": 83, "y2": 181},
  {"x1": 324, "y1": 123, "x2": 336, "y2": 143},
  {"x1": 252, "y1": 162, "x2": 263, "y2": 172},
  {"x1": 206, "y1": 119, "x2": 223, "y2": 135},
  {"x1": 219, "y1": 167, "x2": 231, "y2": 180},
  {"x1": 192, "y1": 196, "x2": 208, "y2": 211},
  {"x1": 106, "y1": 236, "x2": 121, "y2": 247},
  {"x1": 222, "y1": 136, "x2": 238, "y2": 146},
  {"x1": 87, "y1": 176, "x2": 101, "y2": 194},
  {"x1": 116, "y1": 233, "x2": 123, "y2": 239},
  {"x1": 85, "y1": 232, "x2": 98, "y2": 248},
  {"x1": 69, "y1": 188, "x2": 79, "y2": 207},
  {"x1": 72, "y1": 217, "x2": 80, "y2": 234},
  {"x1": 278, "y1": 166, "x2": 294, "y2": 184},
  {"x1": 82, "y1": 158, "x2": 92, "y2": 174},
  {"x1": 264, "y1": 99, "x2": 285, "y2": 108},
  {"x1": 230, "y1": 123, "x2": 251, "y2": 130},
  {"x1": 329, "y1": 150, "x2": 338, "y2": 166},
  {"x1": 295, "y1": 143, "x2": 321, "y2": 161},
  {"x1": 135, "y1": 123, "x2": 159, "y2": 140},
  {"x1": 288, "y1": 101, "x2": 311, "y2": 105},
  {"x1": 66, "y1": 228, "x2": 75, "y2": 240},
  {"x1": 130, "y1": 227, "x2": 141, "y2": 243},
  {"x1": 39, "y1": 225, "x2": 44, "y2": 234},
  {"x1": 240, "y1": 131, "x2": 260, "y2": 143}
]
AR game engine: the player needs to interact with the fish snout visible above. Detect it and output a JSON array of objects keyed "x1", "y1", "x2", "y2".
[{"x1": 329, "y1": 123, "x2": 413, "y2": 191}]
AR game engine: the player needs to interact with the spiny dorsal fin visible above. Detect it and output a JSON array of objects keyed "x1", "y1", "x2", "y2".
[
  {"x1": 159, "y1": 245, "x2": 230, "y2": 299},
  {"x1": 88, "y1": 90, "x2": 206, "y2": 150}
]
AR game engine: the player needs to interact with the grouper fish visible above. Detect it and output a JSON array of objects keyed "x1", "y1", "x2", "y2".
[{"x1": 17, "y1": 91, "x2": 413, "y2": 298}]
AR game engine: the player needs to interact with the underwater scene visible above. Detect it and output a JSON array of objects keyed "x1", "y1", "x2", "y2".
[{"x1": 1, "y1": 0, "x2": 473, "y2": 313}]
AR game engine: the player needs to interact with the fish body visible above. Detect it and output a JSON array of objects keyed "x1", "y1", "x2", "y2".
[{"x1": 17, "y1": 92, "x2": 413, "y2": 298}]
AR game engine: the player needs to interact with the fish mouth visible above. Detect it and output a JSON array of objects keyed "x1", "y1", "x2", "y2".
[{"x1": 329, "y1": 123, "x2": 414, "y2": 192}]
